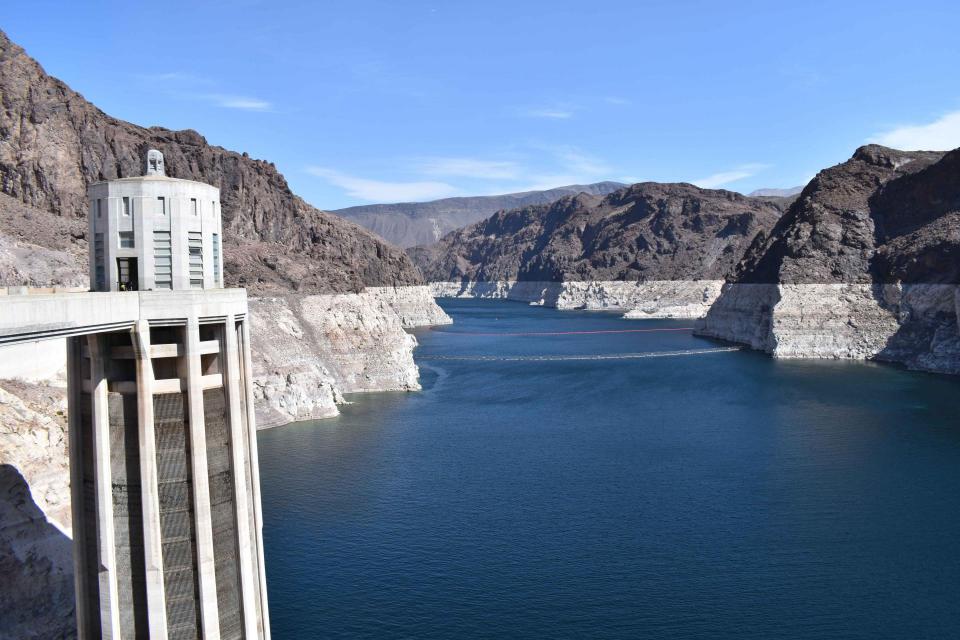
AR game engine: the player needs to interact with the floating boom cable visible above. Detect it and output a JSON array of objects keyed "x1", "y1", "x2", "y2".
[
  {"x1": 418, "y1": 347, "x2": 742, "y2": 362},
  {"x1": 431, "y1": 327, "x2": 695, "y2": 337}
]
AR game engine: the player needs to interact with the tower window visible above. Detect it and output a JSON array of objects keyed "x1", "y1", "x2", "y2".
[
  {"x1": 212, "y1": 233, "x2": 221, "y2": 287},
  {"x1": 191, "y1": 198, "x2": 198, "y2": 216},
  {"x1": 122, "y1": 197, "x2": 131, "y2": 216},
  {"x1": 157, "y1": 196, "x2": 166, "y2": 215},
  {"x1": 94, "y1": 233, "x2": 105, "y2": 290},
  {"x1": 118, "y1": 231, "x2": 135, "y2": 248},
  {"x1": 96, "y1": 199, "x2": 103, "y2": 218},
  {"x1": 153, "y1": 230, "x2": 172, "y2": 290},
  {"x1": 188, "y1": 231, "x2": 204, "y2": 289}
]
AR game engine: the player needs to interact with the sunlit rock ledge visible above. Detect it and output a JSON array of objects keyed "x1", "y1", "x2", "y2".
[
  {"x1": 250, "y1": 285, "x2": 452, "y2": 429},
  {"x1": 695, "y1": 283, "x2": 960, "y2": 374}
]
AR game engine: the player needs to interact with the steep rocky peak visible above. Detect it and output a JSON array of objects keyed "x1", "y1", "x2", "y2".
[
  {"x1": 852, "y1": 144, "x2": 940, "y2": 170},
  {"x1": 733, "y1": 144, "x2": 958, "y2": 285},
  {"x1": 871, "y1": 147, "x2": 960, "y2": 241}
]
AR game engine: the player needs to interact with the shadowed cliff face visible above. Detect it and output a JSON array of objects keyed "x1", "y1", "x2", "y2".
[
  {"x1": 733, "y1": 145, "x2": 956, "y2": 285},
  {"x1": 696, "y1": 146, "x2": 960, "y2": 374},
  {"x1": 0, "y1": 30, "x2": 422, "y2": 294},
  {"x1": 409, "y1": 183, "x2": 785, "y2": 283},
  {"x1": 0, "y1": 464, "x2": 75, "y2": 640}
]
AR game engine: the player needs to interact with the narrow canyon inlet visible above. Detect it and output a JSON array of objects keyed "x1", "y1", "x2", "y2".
[{"x1": 258, "y1": 299, "x2": 960, "y2": 639}]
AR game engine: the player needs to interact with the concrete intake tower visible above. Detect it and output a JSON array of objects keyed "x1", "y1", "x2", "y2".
[{"x1": 0, "y1": 151, "x2": 271, "y2": 639}]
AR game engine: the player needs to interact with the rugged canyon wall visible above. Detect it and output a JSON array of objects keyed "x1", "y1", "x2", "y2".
[
  {"x1": 696, "y1": 145, "x2": 960, "y2": 374},
  {"x1": 410, "y1": 183, "x2": 785, "y2": 284},
  {"x1": 414, "y1": 181, "x2": 785, "y2": 318},
  {"x1": 333, "y1": 181, "x2": 626, "y2": 248}
]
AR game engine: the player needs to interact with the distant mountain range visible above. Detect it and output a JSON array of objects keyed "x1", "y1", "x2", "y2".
[
  {"x1": 331, "y1": 182, "x2": 626, "y2": 248},
  {"x1": 408, "y1": 183, "x2": 787, "y2": 283},
  {"x1": 748, "y1": 186, "x2": 804, "y2": 197}
]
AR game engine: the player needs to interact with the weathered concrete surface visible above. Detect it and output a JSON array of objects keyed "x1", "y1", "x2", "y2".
[
  {"x1": 0, "y1": 341, "x2": 67, "y2": 382},
  {"x1": 430, "y1": 280, "x2": 723, "y2": 318}
]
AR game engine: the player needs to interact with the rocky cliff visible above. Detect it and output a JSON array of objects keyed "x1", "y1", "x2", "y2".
[
  {"x1": 696, "y1": 145, "x2": 960, "y2": 373},
  {"x1": 333, "y1": 181, "x2": 626, "y2": 248},
  {"x1": 0, "y1": 379, "x2": 74, "y2": 640},
  {"x1": 413, "y1": 182, "x2": 784, "y2": 316},
  {"x1": 0, "y1": 29, "x2": 421, "y2": 295},
  {"x1": 250, "y1": 286, "x2": 450, "y2": 428}
]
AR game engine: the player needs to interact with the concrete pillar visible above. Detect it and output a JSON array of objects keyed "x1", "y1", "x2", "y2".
[
  {"x1": 131, "y1": 320, "x2": 169, "y2": 639},
  {"x1": 223, "y1": 314, "x2": 260, "y2": 639},
  {"x1": 241, "y1": 318, "x2": 271, "y2": 639},
  {"x1": 86, "y1": 334, "x2": 122, "y2": 639},
  {"x1": 183, "y1": 316, "x2": 222, "y2": 639},
  {"x1": 67, "y1": 337, "x2": 90, "y2": 637}
]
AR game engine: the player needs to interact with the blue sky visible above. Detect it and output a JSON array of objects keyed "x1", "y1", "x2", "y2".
[{"x1": 5, "y1": 0, "x2": 960, "y2": 209}]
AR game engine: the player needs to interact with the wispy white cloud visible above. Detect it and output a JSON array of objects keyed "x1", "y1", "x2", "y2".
[
  {"x1": 136, "y1": 72, "x2": 273, "y2": 112},
  {"x1": 306, "y1": 167, "x2": 458, "y2": 202},
  {"x1": 553, "y1": 147, "x2": 612, "y2": 176},
  {"x1": 692, "y1": 163, "x2": 770, "y2": 189},
  {"x1": 521, "y1": 107, "x2": 575, "y2": 119},
  {"x1": 205, "y1": 94, "x2": 273, "y2": 111},
  {"x1": 869, "y1": 110, "x2": 960, "y2": 151},
  {"x1": 138, "y1": 71, "x2": 204, "y2": 83},
  {"x1": 417, "y1": 157, "x2": 522, "y2": 180},
  {"x1": 604, "y1": 96, "x2": 631, "y2": 105},
  {"x1": 509, "y1": 175, "x2": 594, "y2": 192},
  {"x1": 311, "y1": 145, "x2": 630, "y2": 203}
]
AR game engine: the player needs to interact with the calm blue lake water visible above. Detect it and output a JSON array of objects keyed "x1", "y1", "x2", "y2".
[{"x1": 258, "y1": 298, "x2": 960, "y2": 639}]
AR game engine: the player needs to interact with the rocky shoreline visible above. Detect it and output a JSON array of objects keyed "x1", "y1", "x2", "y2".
[
  {"x1": 430, "y1": 279, "x2": 960, "y2": 375},
  {"x1": 695, "y1": 283, "x2": 960, "y2": 374},
  {"x1": 251, "y1": 286, "x2": 451, "y2": 428},
  {"x1": 430, "y1": 280, "x2": 724, "y2": 318}
]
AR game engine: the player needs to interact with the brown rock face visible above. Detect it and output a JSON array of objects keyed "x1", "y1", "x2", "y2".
[
  {"x1": 0, "y1": 30, "x2": 421, "y2": 293},
  {"x1": 409, "y1": 183, "x2": 785, "y2": 283},
  {"x1": 734, "y1": 145, "x2": 956, "y2": 285},
  {"x1": 333, "y1": 181, "x2": 627, "y2": 248}
]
